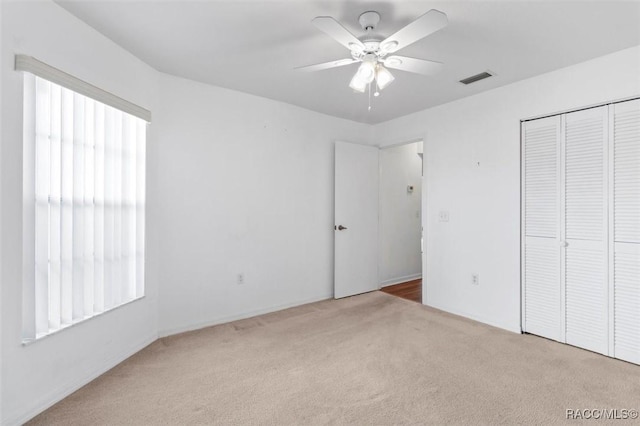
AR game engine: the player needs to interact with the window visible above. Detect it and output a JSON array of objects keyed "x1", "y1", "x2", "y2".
[{"x1": 19, "y1": 57, "x2": 149, "y2": 341}]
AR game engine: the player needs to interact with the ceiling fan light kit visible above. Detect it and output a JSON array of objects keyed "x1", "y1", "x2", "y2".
[
  {"x1": 349, "y1": 72, "x2": 368, "y2": 93},
  {"x1": 357, "y1": 54, "x2": 377, "y2": 82},
  {"x1": 375, "y1": 64, "x2": 395, "y2": 90},
  {"x1": 297, "y1": 8, "x2": 448, "y2": 108},
  {"x1": 349, "y1": 57, "x2": 394, "y2": 94}
]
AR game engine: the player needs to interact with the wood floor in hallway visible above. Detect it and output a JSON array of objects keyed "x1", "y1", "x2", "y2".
[{"x1": 380, "y1": 279, "x2": 421, "y2": 303}]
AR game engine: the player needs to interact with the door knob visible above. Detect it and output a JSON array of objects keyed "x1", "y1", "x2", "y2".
[
  {"x1": 560, "y1": 240, "x2": 568, "y2": 247},
  {"x1": 337, "y1": 225, "x2": 347, "y2": 231}
]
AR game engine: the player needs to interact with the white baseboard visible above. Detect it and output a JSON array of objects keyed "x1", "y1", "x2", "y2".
[
  {"x1": 424, "y1": 300, "x2": 522, "y2": 334},
  {"x1": 159, "y1": 293, "x2": 333, "y2": 338},
  {"x1": 7, "y1": 332, "x2": 158, "y2": 426},
  {"x1": 380, "y1": 273, "x2": 422, "y2": 288},
  {"x1": 9, "y1": 294, "x2": 336, "y2": 424}
]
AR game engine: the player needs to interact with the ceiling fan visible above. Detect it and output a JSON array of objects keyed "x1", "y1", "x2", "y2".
[{"x1": 296, "y1": 9, "x2": 448, "y2": 95}]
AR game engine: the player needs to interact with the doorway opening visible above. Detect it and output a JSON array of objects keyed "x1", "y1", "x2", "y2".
[
  {"x1": 378, "y1": 140, "x2": 424, "y2": 303},
  {"x1": 381, "y1": 279, "x2": 422, "y2": 302}
]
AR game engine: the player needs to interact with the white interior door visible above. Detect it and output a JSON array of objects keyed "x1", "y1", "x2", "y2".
[{"x1": 334, "y1": 141, "x2": 379, "y2": 299}]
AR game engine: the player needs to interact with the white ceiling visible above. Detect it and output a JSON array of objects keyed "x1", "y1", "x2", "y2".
[{"x1": 57, "y1": 0, "x2": 640, "y2": 124}]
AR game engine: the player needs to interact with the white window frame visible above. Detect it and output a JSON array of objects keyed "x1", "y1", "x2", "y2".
[{"x1": 18, "y1": 56, "x2": 151, "y2": 342}]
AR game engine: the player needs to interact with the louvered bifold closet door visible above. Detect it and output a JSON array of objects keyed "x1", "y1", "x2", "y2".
[
  {"x1": 563, "y1": 106, "x2": 609, "y2": 355},
  {"x1": 522, "y1": 116, "x2": 562, "y2": 341},
  {"x1": 612, "y1": 99, "x2": 640, "y2": 364}
]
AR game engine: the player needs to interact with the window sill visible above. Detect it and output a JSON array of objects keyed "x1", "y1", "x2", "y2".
[{"x1": 22, "y1": 295, "x2": 146, "y2": 346}]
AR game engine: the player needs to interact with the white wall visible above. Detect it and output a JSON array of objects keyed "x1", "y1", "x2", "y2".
[
  {"x1": 378, "y1": 142, "x2": 422, "y2": 286},
  {"x1": 154, "y1": 74, "x2": 370, "y2": 336},
  {"x1": 0, "y1": 2, "x2": 371, "y2": 421},
  {"x1": 372, "y1": 45, "x2": 640, "y2": 333},
  {"x1": 2, "y1": 1, "x2": 639, "y2": 423},
  {"x1": 0, "y1": 2, "x2": 159, "y2": 424}
]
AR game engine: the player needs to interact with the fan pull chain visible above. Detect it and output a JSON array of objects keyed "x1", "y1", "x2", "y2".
[{"x1": 368, "y1": 82, "x2": 372, "y2": 111}]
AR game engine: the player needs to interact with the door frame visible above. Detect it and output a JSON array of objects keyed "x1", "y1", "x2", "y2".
[{"x1": 378, "y1": 136, "x2": 427, "y2": 303}]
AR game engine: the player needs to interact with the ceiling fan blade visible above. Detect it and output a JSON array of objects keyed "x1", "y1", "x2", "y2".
[
  {"x1": 380, "y1": 10, "x2": 448, "y2": 54},
  {"x1": 312, "y1": 17, "x2": 366, "y2": 52},
  {"x1": 383, "y1": 56, "x2": 443, "y2": 75},
  {"x1": 295, "y1": 58, "x2": 359, "y2": 72}
]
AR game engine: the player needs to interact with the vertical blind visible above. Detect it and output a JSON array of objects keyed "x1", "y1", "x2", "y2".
[{"x1": 23, "y1": 73, "x2": 147, "y2": 340}]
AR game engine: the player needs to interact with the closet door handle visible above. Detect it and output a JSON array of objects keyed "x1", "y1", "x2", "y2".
[{"x1": 560, "y1": 240, "x2": 569, "y2": 248}]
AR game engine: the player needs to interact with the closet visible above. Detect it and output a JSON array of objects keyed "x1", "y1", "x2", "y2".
[{"x1": 522, "y1": 98, "x2": 640, "y2": 364}]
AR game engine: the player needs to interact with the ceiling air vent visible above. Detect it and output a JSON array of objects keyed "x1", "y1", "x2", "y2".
[{"x1": 459, "y1": 71, "x2": 493, "y2": 85}]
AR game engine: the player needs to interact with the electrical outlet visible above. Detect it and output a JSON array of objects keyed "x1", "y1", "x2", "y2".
[
  {"x1": 472, "y1": 274, "x2": 479, "y2": 285},
  {"x1": 237, "y1": 273, "x2": 244, "y2": 285},
  {"x1": 439, "y1": 211, "x2": 450, "y2": 222}
]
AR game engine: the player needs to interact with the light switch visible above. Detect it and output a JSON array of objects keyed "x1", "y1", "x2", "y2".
[{"x1": 439, "y1": 211, "x2": 450, "y2": 222}]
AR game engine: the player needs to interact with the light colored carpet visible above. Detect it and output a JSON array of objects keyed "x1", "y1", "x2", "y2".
[{"x1": 29, "y1": 292, "x2": 640, "y2": 425}]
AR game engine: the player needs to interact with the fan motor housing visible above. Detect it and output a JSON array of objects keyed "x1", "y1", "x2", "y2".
[{"x1": 362, "y1": 40, "x2": 381, "y2": 53}]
